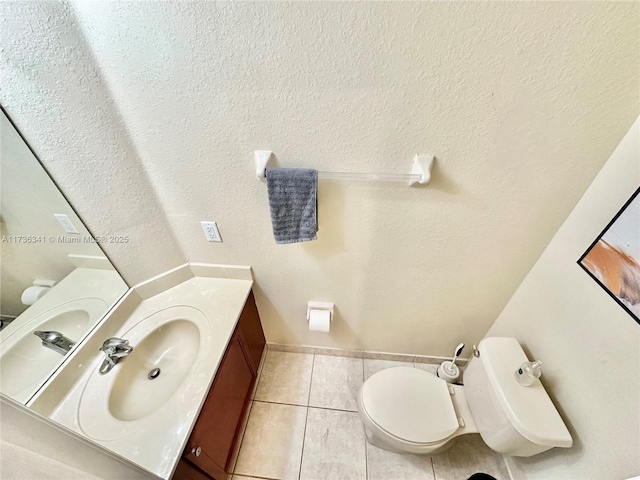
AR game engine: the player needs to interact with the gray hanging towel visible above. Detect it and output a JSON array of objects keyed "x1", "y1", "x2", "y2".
[{"x1": 266, "y1": 168, "x2": 318, "y2": 244}]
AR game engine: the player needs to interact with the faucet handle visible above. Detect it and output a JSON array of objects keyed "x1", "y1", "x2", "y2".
[
  {"x1": 97, "y1": 337, "x2": 133, "y2": 375},
  {"x1": 101, "y1": 337, "x2": 129, "y2": 348},
  {"x1": 100, "y1": 337, "x2": 132, "y2": 354},
  {"x1": 35, "y1": 330, "x2": 64, "y2": 344}
]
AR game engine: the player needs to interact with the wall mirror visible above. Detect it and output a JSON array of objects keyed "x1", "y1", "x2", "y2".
[{"x1": 0, "y1": 108, "x2": 129, "y2": 405}]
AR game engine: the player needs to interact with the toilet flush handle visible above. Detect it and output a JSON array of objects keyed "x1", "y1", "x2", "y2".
[{"x1": 473, "y1": 345, "x2": 480, "y2": 357}]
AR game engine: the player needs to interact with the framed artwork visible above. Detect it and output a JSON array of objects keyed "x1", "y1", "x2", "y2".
[{"x1": 578, "y1": 187, "x2": 640, "y2": 324}]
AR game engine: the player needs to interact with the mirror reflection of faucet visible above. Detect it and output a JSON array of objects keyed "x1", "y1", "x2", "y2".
[
  {"x1": 33, "y1": 330, "x2": 76, "y2": 356},
  {"x1": 98, "y1": 337, "x2": 133, "y2": 375},
  {"x1": 0, "y1": 315, "x2": 16, "y2": 332}
]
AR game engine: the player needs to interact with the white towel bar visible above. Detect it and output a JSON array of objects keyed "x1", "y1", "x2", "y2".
[{"x1": 254, "y1": 151, "x2": 434, "y2": 186}]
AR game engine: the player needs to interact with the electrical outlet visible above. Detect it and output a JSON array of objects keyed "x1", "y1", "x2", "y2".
[
  {"x1": 53, "y1": 214, "x2": 79, "y2": 234},
  {"x1": 200, "y1": 221, "x2": 222, "y2": 242}
]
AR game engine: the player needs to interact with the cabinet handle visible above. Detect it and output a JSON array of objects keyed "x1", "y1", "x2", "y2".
[{"x1": 191, "y1": 446, "x2": 202, "y2": 457}]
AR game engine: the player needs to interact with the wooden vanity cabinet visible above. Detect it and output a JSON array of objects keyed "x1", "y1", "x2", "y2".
[{"x1": 175, "y1": 291, "x2": 265, "y2": 480}]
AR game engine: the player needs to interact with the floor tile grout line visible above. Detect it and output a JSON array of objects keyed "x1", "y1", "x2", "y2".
[
  {"x1": 297, "y1": 354, "x2": 315, "y2": 480},
  {"x1": 502, "y1": 453, "x2": 514, "y2": 480},
  {"x1": 364, "y1": 428, "x2": 369, "y2": 480},
  {"x1": 307, "y1": 352, "x2": 316, "y2": 407},
  {"x1": 252, "y1": 398, "x2": 310, "y2": 408},
  {"x1": 363, "y1": 351, "x2": 368, "y2": 480},
  {"x1": 233, "y1": 473, "x2": 280, "y2": 480},
  {"x1": 251, "y1": 399, "x2": 360, "y2": 415},
  {"x1": 363, "y1": 352, "x2": 367, "y2": 480},
  {"x1": 430, "y1": 455, "x2": 437, "y2": 480},
  {"x1": 307, "y1": 404, "x2": 360, "y2": 414}
]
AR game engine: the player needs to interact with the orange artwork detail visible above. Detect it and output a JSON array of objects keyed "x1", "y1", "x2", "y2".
[{"x1": 582, "y1": 239, "x2": 640, "y2": 306}]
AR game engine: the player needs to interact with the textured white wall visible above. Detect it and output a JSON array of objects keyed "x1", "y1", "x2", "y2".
[
  {"x1": 1, "y1": 1, "x2": 638, "y2": 355},
  {"x1": 488, "y1": 119, "x2": 640, "y2": 480}
]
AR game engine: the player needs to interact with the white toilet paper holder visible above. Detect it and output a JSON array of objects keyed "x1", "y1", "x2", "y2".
[{"x1": 307, "y1": 301, "x2": 334, "y2": 322}]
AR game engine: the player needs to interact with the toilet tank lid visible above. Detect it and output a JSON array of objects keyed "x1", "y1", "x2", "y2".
[{"x1": 479, "y1": 337, "x2": 573, "y2": 448}]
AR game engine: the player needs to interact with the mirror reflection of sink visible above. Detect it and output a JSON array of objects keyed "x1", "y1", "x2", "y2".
[
  {"x1": 78, "y1": 305, "x2": 210, "y2": 441},
  {"x1": 0, "y1": 298, "x2": 108, "y2": 403}
]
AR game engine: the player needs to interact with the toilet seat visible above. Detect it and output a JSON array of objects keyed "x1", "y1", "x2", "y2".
[{"x1": 360, "y1": 367, "x2": 459, "y2": 445}]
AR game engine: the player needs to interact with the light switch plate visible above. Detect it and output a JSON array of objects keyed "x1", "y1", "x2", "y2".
[{"x1": 200, "y1": 221, "x2": 222, "y2": 242}]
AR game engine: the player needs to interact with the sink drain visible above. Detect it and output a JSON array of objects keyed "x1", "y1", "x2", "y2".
[{"x1": 148, "y1": 368, "x2": 161, "y2": 380}]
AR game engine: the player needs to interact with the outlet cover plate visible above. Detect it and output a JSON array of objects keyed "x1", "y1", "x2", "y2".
[
  {"x1": 53, "y1": 214, "x2": 80, "y2": 234},
  {"x1": 201, "y1": 221, "x2": 222, "y2": 242}
]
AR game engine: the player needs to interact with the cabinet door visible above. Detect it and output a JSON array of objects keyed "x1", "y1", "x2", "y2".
[
  {"x1": 173, "y1": 458, "x2": 213, "y2": 480},
  {"x1": 237, "y1": 291, "x2": 266, "y2": 374},
  {"x1": 185, "y1": 330, "x2": 253, "y2": 477}
]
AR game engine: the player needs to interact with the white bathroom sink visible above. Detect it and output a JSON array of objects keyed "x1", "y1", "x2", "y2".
[
  {"x1": 109, "y1": 319, "x2": 200, "y2": 421},
  {"x1": 78, "y1": 305, "x2": 212, "y2": 442},
  {"x1": 0, "y1": 298, "x2": 108, "y2": 403}
]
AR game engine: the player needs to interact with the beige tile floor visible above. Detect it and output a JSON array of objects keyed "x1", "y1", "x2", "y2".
[{"x1": 232, "y1": 351, "x2": 510, "y2": 480}]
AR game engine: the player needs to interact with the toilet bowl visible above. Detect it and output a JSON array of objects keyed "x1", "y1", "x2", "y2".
[
  {"x1": 358, "y1": 367, "x2": 477, "y2": 455},
  {"x1": 357, "y1": 337, "x2": 573, "y2": 457}
]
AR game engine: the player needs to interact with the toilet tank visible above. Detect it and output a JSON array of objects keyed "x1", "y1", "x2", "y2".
[{"x1": 463, "y1": 337, "x2": 573, "y2": 457}]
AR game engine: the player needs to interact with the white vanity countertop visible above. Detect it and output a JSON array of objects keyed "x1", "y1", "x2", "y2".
[{"x1": 30, "y1": 273, "x2": 253, "y2": 479}]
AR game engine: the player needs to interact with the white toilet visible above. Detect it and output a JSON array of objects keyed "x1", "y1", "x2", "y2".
[{"x1": 357, "y1": 337, "x2": 573, "y2": 457}]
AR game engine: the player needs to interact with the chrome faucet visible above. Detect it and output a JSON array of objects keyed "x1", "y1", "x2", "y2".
[
  {"x1": 34, "y1": 330, "x2": 76, "y2": 356},
  {"x1": 98, "y1": 337, "x2": 133, "y2": 375}
]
